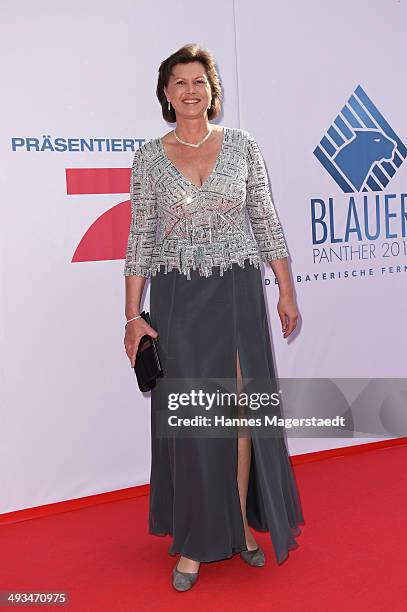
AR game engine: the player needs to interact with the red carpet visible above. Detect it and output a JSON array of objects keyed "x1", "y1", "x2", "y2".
[{"x1": 1, "y1": 444, "x2": 406, "y2": 611}]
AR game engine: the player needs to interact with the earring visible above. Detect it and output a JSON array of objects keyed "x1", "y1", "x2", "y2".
[{"x1": 167, "y1": 100, "x2": 171, "y2": 111}]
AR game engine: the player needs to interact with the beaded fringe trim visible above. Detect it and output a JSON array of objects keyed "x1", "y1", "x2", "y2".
[{"x1": 123, "y1": 247, "x2": 288, "y2": 280}]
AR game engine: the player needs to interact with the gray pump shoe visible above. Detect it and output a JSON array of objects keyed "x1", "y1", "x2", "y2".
[
  {"x1": 240, "y1": 546, "x2": 265, "y2": 567},
  {"x1": 172, "y1": 562, "x2": 199, "y2": 592}
]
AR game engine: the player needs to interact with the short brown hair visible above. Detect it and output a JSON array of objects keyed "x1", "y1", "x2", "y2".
[{"x1": 156, "y1": 43, "x2": 222, "y2": 123}]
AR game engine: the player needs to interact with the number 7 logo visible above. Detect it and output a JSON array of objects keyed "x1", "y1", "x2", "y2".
[{"x1": 66, "y1": 167, "x2": 132, "y2": 263}]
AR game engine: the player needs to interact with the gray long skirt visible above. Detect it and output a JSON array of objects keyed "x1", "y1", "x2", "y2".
[{"x1": 148, "y1": 258, "x2": 304, "y2": 564}]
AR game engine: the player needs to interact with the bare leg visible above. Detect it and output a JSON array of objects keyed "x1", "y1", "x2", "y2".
[
  {"x1": 177, "y1": 350, "x2": 257, "y2": 571},
  {"x1": 176, "y1": 555, "x2": 200, "y2": 573},
  {"x1": 236, "y1": 350, "x2": 258, "y2": 550}
]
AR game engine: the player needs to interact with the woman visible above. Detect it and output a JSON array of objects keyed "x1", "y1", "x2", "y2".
[{"x1": 124, "y1": 43, "x2": 304, "y2": 592}]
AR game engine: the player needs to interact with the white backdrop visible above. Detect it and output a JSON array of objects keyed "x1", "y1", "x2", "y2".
[{"x1": 1, "y1": 0, "x2": 405, "y2": 514}]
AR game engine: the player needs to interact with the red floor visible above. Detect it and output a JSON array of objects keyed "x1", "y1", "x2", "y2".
[{"x1": 1, "y1": 445, "x2": 406, "y2": 611}]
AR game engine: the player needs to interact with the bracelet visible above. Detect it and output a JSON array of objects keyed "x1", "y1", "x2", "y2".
[{"x1": 125, "y1": 315, "x2": 142, "y2": 329}]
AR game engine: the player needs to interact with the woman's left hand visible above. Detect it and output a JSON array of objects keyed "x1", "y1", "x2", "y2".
[{"x1": 277, "y1": 293, "x2": 299, "y2": 338}]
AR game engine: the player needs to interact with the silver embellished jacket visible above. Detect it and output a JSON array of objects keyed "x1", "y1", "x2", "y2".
[{"x1": 123, "y1": 126, "x2": 288, "y2": 280}]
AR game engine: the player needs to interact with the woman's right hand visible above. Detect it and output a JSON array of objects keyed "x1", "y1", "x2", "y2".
[{"x1": 124, "y1": 318, "x2": 159, "y2": 368}]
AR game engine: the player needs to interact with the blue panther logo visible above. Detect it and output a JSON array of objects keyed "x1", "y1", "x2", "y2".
[{"x1": 313, "y1": 85, "x2": 407, "y2": 193}]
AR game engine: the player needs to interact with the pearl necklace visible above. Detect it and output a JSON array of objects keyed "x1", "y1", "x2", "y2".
[{"x1": 173, "y1": 127, "x2": 212, "y2": 148}]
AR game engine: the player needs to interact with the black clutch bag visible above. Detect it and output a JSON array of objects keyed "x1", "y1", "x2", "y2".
[{"x1": 133, "y1": 311, "x2": 164, "y2": 392}]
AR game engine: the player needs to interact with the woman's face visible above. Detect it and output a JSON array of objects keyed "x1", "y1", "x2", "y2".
[{"x1": 164, "y1": 61, "x2": 212, "y2": 120}]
